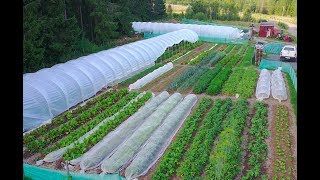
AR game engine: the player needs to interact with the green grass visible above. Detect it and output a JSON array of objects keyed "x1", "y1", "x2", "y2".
[{"x1": 285, "y1": 73, "x2": 297, "y2": 120}]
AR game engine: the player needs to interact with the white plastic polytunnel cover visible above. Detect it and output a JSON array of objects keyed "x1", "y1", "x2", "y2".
[
  {"x1": 132, "y1": 22, "x2": 244, "y2": 40},
  {"x1": 23, "y1": 29, "x2": 198, "y2": 132}
]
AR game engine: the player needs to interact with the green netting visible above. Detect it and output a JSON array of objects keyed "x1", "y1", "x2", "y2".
[
  {"x1": 263, "y1": 43, "x2": 284, "y2": 54},
  {"x1": 180, "y1": 18, "x2": 250, "y2": 31},
  {"x1": 259, "y1": 59, "x2": 297, "y2": 91},
  {"x1": 144, "y1": 33, "x2": 248, "y2": 44},
  {"x1": 23, "y1": 163, "x2": 125, "y2": 180}
]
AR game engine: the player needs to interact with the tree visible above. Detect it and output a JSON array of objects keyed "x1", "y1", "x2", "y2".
[
  {"x1": 154, "y1": 0, "x2": 166, "y2": 19},
  {"x1": 167, "y1": 4, "x2": 173, "y2": 16},
  {"x1": 193, "y1": 12, "x2": 207, "y2": 21},
  {"x1": 242, "y1": 8, "x2": 253, "y2": 21}
]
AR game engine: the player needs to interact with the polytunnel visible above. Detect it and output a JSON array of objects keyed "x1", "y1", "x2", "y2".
[
  {"x1": 132, "y1": 22, "x2": 244, "y2": 40},
  {"x1": 23, "y1": 29, "x2": 198, "y2": 132}
]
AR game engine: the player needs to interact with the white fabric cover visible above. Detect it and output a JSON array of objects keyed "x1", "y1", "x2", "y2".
[
  {"x1": 100, "y1": 93, "x2": 183, "y2": 174},
  {"x1": 36, "y1": 92, "x2": 148, "y2": 165},
  {"x1": 23, "y1": 29, "x2": 198, "y2": 132},
  {"x1": 271, "y1": 68, "x2": 287, "y2": 101},
  {"x1": 76, "y1": 91, "x2": 170, "y2": 172},
  {"x1": 128, "y1": 62, "x2": 173, "y2": 90},
  {"x1": 255, "y1": 69, "x2": 271, "y2": 100},
  {"x1": 125, "y1": 94, "x2": 198, "y2": 179},
  {"x1": 132, "y1": 22, "x2": 244, "y2": 40}
]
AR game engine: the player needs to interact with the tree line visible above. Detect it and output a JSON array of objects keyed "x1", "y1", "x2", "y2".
[
  {"x1": 166, "y1": 0, "x2": 296, "y2": 20},
  {"x1": 23, "y1": 0, "x2": 166, "y2": 73}
]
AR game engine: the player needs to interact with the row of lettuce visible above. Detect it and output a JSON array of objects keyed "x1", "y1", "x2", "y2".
[{"x1": 151, "y1": 98, "x2": 270, "y2": 180}]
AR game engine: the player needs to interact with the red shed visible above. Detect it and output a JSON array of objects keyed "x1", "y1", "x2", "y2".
[{"x1": 259, "y1": 22, "x2": 275, "y2": 37}]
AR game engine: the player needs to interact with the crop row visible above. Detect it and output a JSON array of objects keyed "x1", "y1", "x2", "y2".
[
  {"x1": 243, "y1": 102, "x2": 269, "y2": 180},
  {"x1": 167, "y1": 66, "x2": 198, "y2": 91},
  {"x1": 163, "y1": 42, "x2": 206, "y2": 63},
  {"x1": 239, "y1": 46, "x2": 254, "y2": 67},
  {"x1": 273, "y1": 104, "x2": 294, "y2": 179},
  {"x1": 206, "y1": 68, "x2": 232, "y2": 95},
  {"x1": 222, "y1": 68, "x2": 244, "y2": 95},
  {"x1": 224, "y1": 44, "x2": 235, "y2": 53},
  {"x1": 42, "y1": 91, "x2": 140, "y2": 154},
  {"x1": 285, "y1": 73, "x2": 297, "y2": 119},
  {"x1": 180, "y1": 43, "x2": 214, "y2": 65},
  {"x1": 177, "y1": 98, "x2": 232, "y2": 178},
  {"x1": 23, "y1": 89, "x2": 117, "y2": 144},
  {"x1": 193, "y1": 46, "x2": 239, "y2": 94},
  {"x1": 118, "y1": 64, "x2": 164, "y2": 87},
  {"x1": 63, "y1": 92, "x2": 152, "y2": 161},
  {"x1": 25, "y1": 89, "x2": 129, "y2": 152},
  {"x1": 236, "y1": 67, "x2": 258, "y2": 98},
  {"x1": 158, "y1": 41, "x2": 205, "y2": 63},
  {"x1": 151, "y1": 97, "x2": 212, "y2": 180},
  {"x1": 188, "y1": 44, "x2": 220, "y2": 65},
  {"x1": 205, "y1": 99, "x2": 249, "y2": 179},
  {"x1": 222, "y1": 67, "x2": 258, "y2": 98}
]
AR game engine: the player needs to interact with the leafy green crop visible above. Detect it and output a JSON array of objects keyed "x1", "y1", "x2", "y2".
[
  {"x1": 206, "y1": 68, "x2": 232, "y2": 95},
  {"x1": 23, "y1": 89, "x2": 117, "y2": 144},
  {"x1": 177, "y1": 98, "x2": 232, "y2": 178},
  {"x1": 242, "y1": 102, "x2": 268, "y2": 180},
  {"x1": 25, "y1": 89, "x2": 129, "y2": 153},
  {"x1": 42, "y1": 91, "x2": 139, "y2": 154},
  {"x1": 151, "y1": 98, "x2": 212, "y2": 180},
  {"x1": 205, "y1": 99, "x2": 249, "y2": 180},
  {"x1": 63, "y1": 92, "x2": 152, "y2": 160}
]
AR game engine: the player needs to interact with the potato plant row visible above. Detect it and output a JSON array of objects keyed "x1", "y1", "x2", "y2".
[
  {"x1": 63, "y1": 92, "x2": 152, "y2": 161},
  {"x1": 42, "y1": 91, "x2": 140, "y2": 154},
  {"x1": 206, "y1": 68, "x2": 232, "y2": 95},
  {"x1": 224, "y1": 44, "x2": 235, "y2": 53},
  {"x1": 273, "y1": 104, "x2": 295, "y2": 179},
  {"x1": 23, "y1": 89, "x2": 117, "y2": 143},
  {"x1": 242, "y1": 102, "x2": 269, "y2": 180},
  {"x1": 25, "y1": 89, "x2": 129, "y2": 152},
  {"x1": 205, "y1": 99, "x2": 250, "y2": 179},
  {"x1": 177, "y1": 98, "x2": 232, "y2": 178},
  {"x1": 151, "y1": 98, "x2": 212, "y2": 180}
]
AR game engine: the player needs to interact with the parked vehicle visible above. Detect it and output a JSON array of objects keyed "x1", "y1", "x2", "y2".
[{"x1": 280, "y1": 45, "x2": 297, "y2": 62}]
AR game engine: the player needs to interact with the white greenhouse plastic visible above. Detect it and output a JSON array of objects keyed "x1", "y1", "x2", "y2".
[
  {"x1": 128, "y1": 62, "x2": 173, "y2": 90},
  {"x1": 100, "y1": 93, "x2": 183, "y2": 174},
  {"x1": 23, "y1": 29, "x2": 198, "y2": 132},
  {"x1": 77, "y1": 91, "x2": 170, "y2": 172},
  {"x1": 271, "y1": 68, "x2": 287, "y2": 101},
  {"x1": 125, "y1": 94, "x2": 197, "y2": 179},
  {"x1": 132, "y1": 22, "x2": 244, "y2": 40},
  {"x1": 255, "y1": 69, "x2": 271, "y2": 100},
  {"x1": 36, "y1": 92, "x2": 148, "y2": 165}
]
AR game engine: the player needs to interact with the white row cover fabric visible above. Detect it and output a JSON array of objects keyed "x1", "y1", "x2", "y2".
[
  {"x1": 125, "y1": 94, "x2": 198, "y2": 179},
  {"x1": 255, "y1": 69, "x2": 271, "y2": 100},
  {"x1": 128, "y1": 62, "x2": 173, "y2": 90},
  {"x1": 271, "y1": 68, "x2": 287, "y2": 101},
  {"x1": 78, "y1": 91, "x2": 170, "y2": 172},
  {"x1": 100, "y1": 93, "x2": 183, "y2": 174},
  {"x1": 36, "y1": 92, "x2": 148, "y2": 165},
  {"x1": 132, "y1": 22, "x2": 244, "y2": 40},
  {"x1": 23, "y1": 29, "x2": 198, "y2": 132}
]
